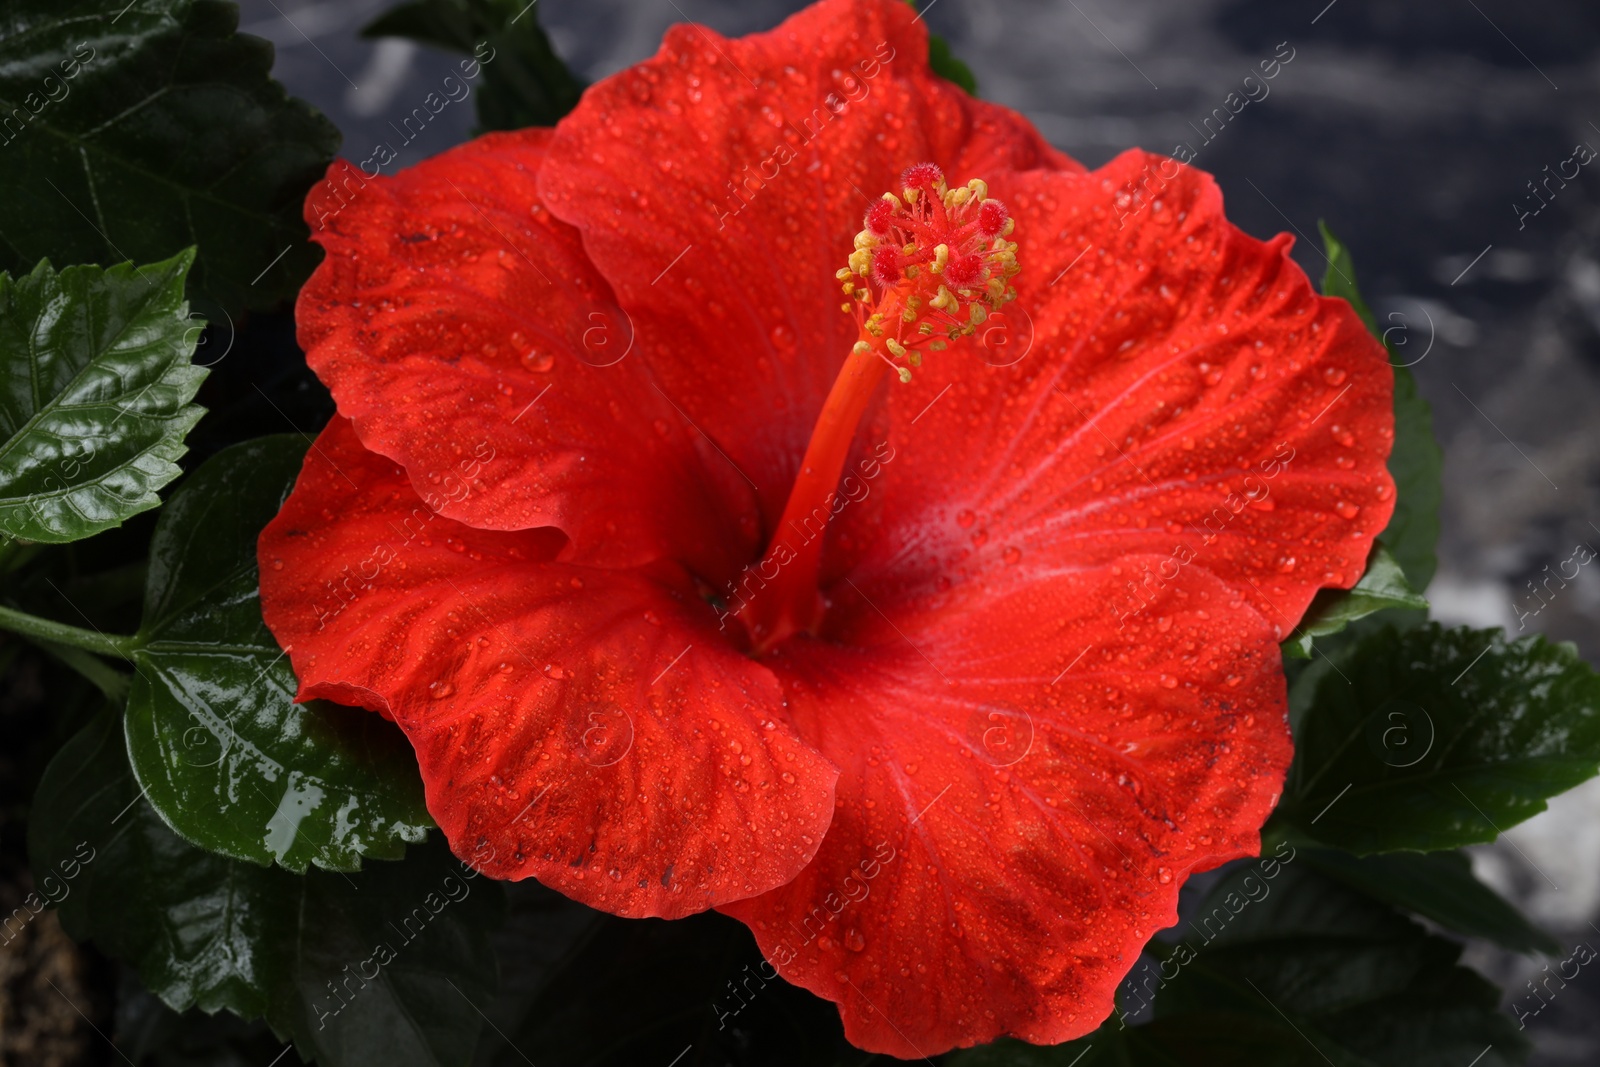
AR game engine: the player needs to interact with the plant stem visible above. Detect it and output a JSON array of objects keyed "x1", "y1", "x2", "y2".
[{"x1": 0, "y1": 603, "x2": 138, "y2": 659}]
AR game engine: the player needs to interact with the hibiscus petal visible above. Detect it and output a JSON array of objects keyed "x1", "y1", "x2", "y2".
[
  {"x1": 722, "y1": 562, "x2": 1289, "y2": 1055},
  {"x1": 537, "y1": 0, "x2": 1078, "y2": 528},
  {"x1": 298, "y1": 130, "x2": 759, "y2": 580},
  {"x1": 258, "y1": 418, "x2": 837, "y2": 917},
  {"x1": 853, "y1": 151, "x2": 1396, "y2": 635}
]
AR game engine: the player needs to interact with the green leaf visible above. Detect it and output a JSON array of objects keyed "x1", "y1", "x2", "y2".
[
  {"x1": 1382, "y1": 363, "x2": 1443, "y2": 589},
  {"x1": 950, "y1": 862, "x2": 1532, "y2": 1065},
  {"x1": 123, "y1": 436, "x2": 432, "y2": 873},
  {"x1": 1318, "y1": 223, "x2": 1442, "y2": 589},
  {"x1": 1298, "y1": 847, "x2": 1559, "y2": 955},
  {"x1": 928, "y1": 35, "x2": 978, "y2": 94},
  {"x1": 482, "y1": 906, "x2": 879, "y2": 1066},
  {"x1": 1143, "y1": 863, "x2": 1529, "y2": 1067},
  {"x1": 0, "y1": 253, "x2": 206, "y2": 543},
  {"x1": 30, "y1": 709, "x2": 502, "y2": 1067},
  {"x1": 1285, "y1": 544, "x2": 1428, "y2": 658},
  {"x1": 0, "y1": 0, "x2": 340, "y2": 316},
  {"x1": 945, "y1": 1035, "x2": 1113, "y2": 1066},
  {"x1": 1277, "y1": 623, "x2": 1600, "y2": 853},
  {"x1": 362, "y1": 0, "x2": 584, "y2": 130}
]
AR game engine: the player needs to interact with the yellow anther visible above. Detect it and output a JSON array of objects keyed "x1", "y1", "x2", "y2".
[
  {"x1": 1002, "y1": 218, "x2": 1016, "y2": 237},
  {"x1": 929, "y1": 284, "x2": 955, "y2": 310},
  {"x1": 970, "y1": 304, "x2": 988, "y2": 325},
  {"x1": 931, "y1": 244, "x2": 950, "y2": 274},
  {"x1": 835, "y1": 267, "x2": 854, "y2": 280},
  {"x1": 852, "y1": 340, "x2": 873, "y2": 356},
  {"x1": 967, "y1": 179, "x2": 988, "y2": 201},
  {"x1": 886, "y1": 338, "x2": 908, "y2": 358},
  {"x1": 881, "y1": 191, "x2": 903, "y2": 209},
  {"x1": 848, "y1": 248, "x2": 871, "y2": 275},
  {"x1": 901, "y1": 307, "x2": 918, "y2": 323},
  {"x1": 854, "y1": 229, "x2": 877, "y2": 251}
]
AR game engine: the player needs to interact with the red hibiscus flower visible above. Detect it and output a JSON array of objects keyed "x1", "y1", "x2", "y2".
[{"x1": 259, "y1": 0, "x2": 1395, "y2": 1055}]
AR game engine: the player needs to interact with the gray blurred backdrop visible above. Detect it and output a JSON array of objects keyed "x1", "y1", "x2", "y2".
[{"x1": 240, "y1": 0, "x2": 1600, "y2": 1060}]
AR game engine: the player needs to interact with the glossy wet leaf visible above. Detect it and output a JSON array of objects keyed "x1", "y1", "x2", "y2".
[
  {"x1": 0, "y1": 253, "x2": 206, "y2": 543},
  {"x1": 949, "y1": 866, "x2": 1530, "y2": 1066},
  {"x1": 0, "y1": 0, "x2": 339, "y2": 316},
  {"x1": 1320, "y1": 223, "x2": 1442, "y2": 589},
  {"x1": 30, "y1": 710, "x2": 502, "y2": 1067},
  {"x1": 124, "y1": 436, "x2": 431, "y2": 872},
  {"x1": 1130, "y1": 863, "x2": 1529, "y2": 1067},
  {"x1": 362, "y1": 0, "x2": 584, "y2": 130},
  {"x1": 1277, "y1": 623, "x2": 1600, "y2": 853},
  {"x1": 1285, "y1": 544, "x2": 1428, "y2": 658},
  {"x1": 1297, "y1": 847, "x2": 1559, "y2": 955}
]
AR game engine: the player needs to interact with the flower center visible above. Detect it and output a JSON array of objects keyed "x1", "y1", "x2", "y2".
[{"x1": 733, "y1": 163, "x2": 1019, "y2": 654}]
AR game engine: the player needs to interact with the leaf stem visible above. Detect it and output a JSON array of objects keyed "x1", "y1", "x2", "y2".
[
  {"x1": 0, "y1": 603, "x2": 138, "y2": 658},
  {"x1": 33, "y1": 639, "x2": 132, "y2": 702}
]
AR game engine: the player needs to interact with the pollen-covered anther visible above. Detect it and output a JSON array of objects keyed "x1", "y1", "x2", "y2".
[{"x1": 837, "y1": 162, "x2": 1019, "y2": 382}]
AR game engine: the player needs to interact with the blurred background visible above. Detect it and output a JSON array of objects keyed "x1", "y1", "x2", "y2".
[
  {"x1": 9, "y1": 0, "x2": 1598, "y2": 1061},
  {"x1": 244, "y1": 0, "x2": 1600, "y2": 1062}
]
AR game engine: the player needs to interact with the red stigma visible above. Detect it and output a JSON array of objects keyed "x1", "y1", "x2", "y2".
[
  {"x1": 870, "y1": 246, "x2": 902, "y2": 286},
  {"x1": 901, "y1": 162, "x2": 944, "y2": 192},
  {"x1": 977, "y1": 199, "x2": 1009, "y2": 237},
  {"x1": 944, "y1": 253, "x2": 985, "y2": 289},
  {"x1": 864, "y1": 198, "x2": 895, "y2": 236}
]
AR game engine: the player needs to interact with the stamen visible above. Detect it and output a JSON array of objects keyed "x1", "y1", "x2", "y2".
[
  {"x1": 733, "y1": 164, "x2": 1020, "y2": 653},
  {"x1": 836, "y1": 163, "x2": 1020, "y2": 385}
]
